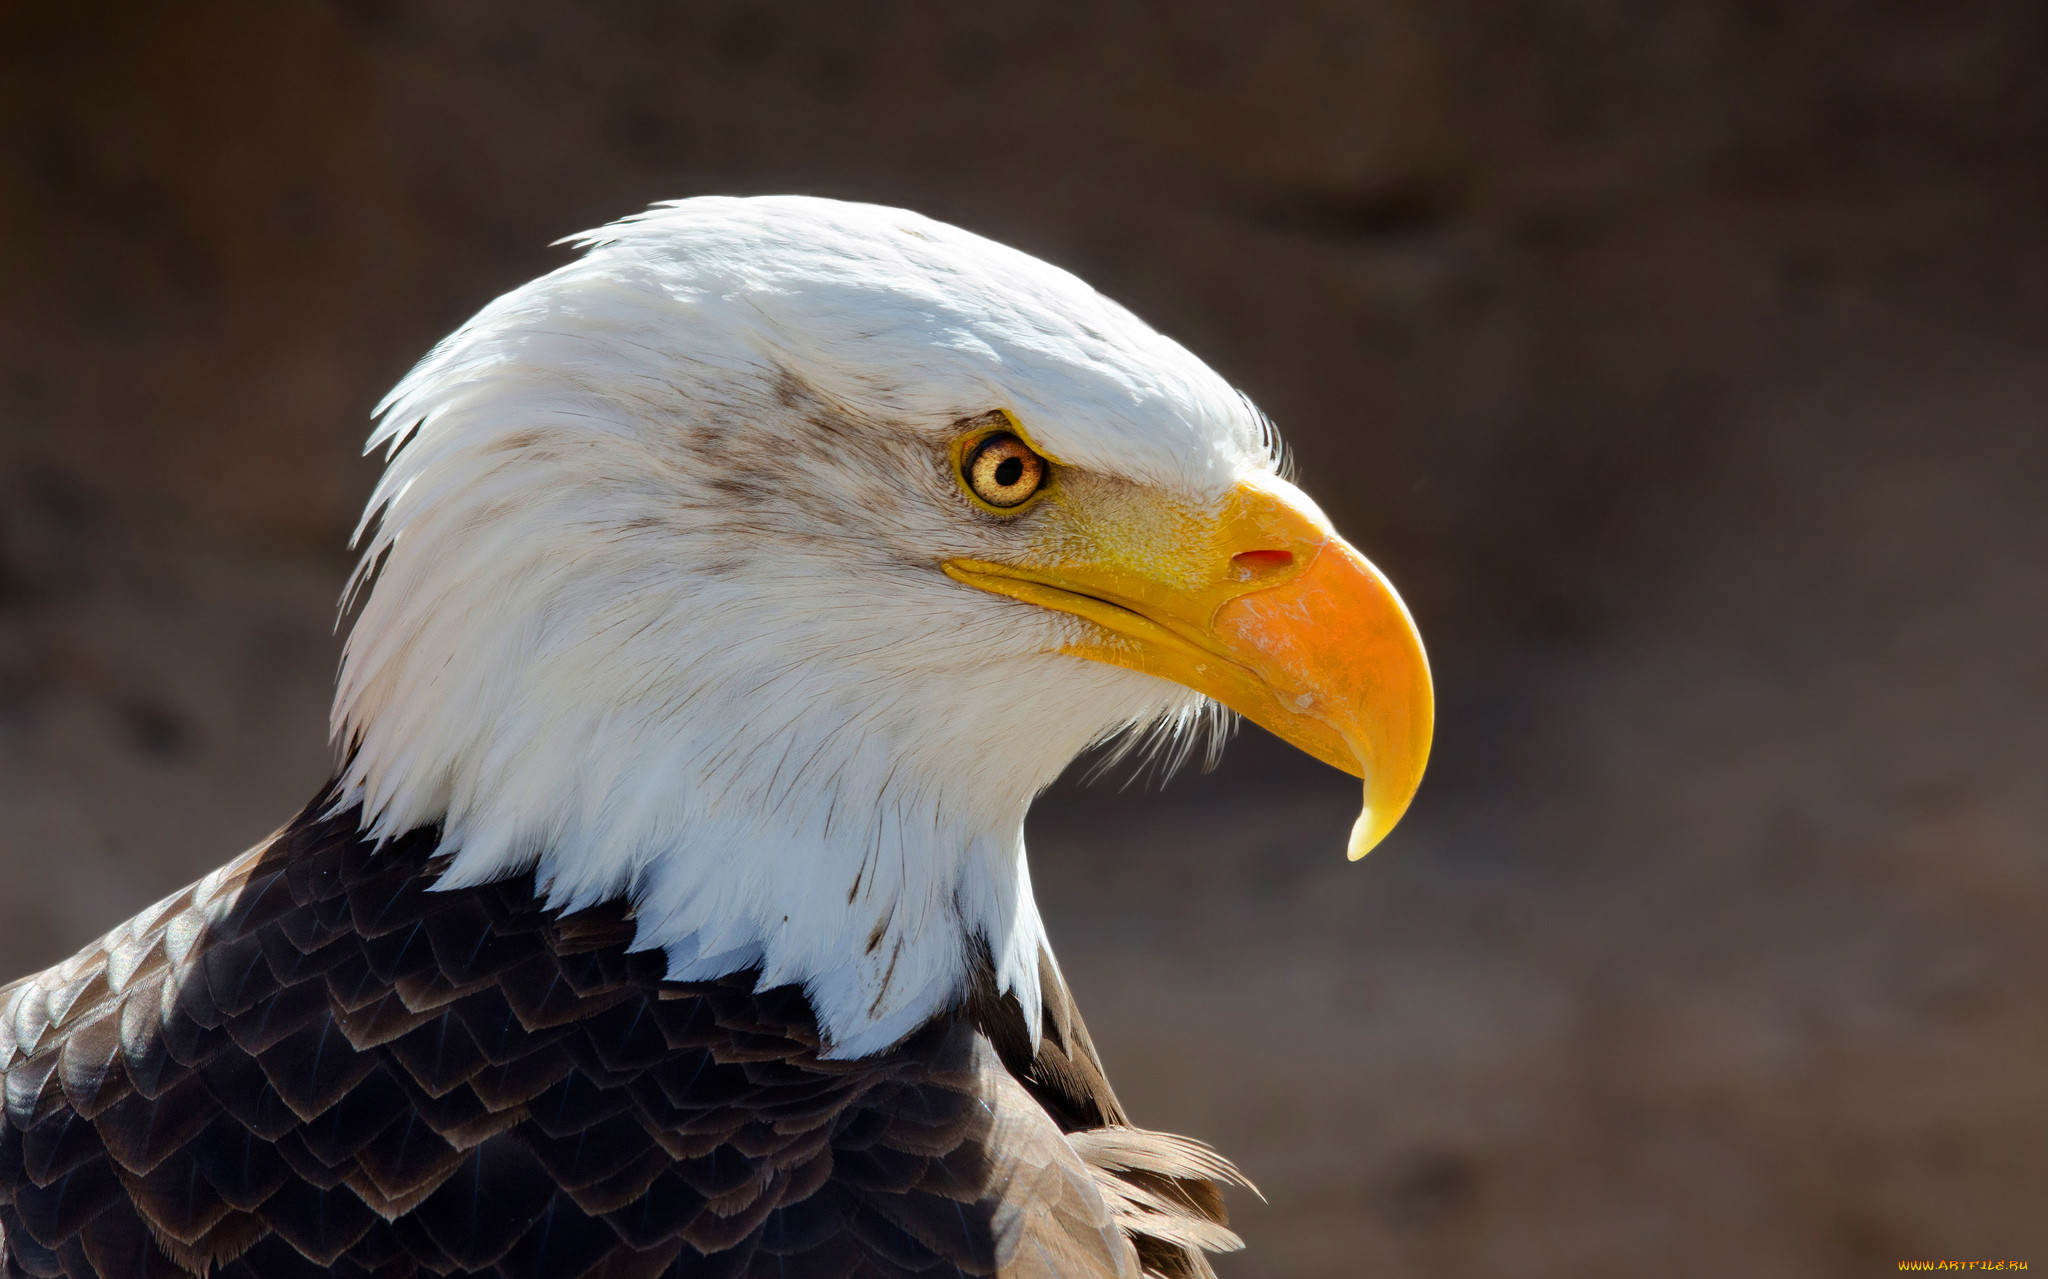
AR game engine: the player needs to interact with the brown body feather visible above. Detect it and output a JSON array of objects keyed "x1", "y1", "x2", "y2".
[{"x1": 0, "y1": 792, "x2": 1245, "y2": 1278}]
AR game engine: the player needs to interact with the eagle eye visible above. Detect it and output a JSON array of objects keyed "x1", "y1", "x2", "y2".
[{"x1": 963, "y1": 433, "x2": 1047, "y2": 509}]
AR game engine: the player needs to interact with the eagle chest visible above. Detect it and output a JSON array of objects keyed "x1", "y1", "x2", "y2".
[{"x1": 0, "y1": 816, "x2": 1130, "y2": 1278}]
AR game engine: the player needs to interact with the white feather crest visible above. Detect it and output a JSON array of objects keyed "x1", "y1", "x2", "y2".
[{"x1": 332, "y1": 196, "x2": 1273, "y2": 1057}]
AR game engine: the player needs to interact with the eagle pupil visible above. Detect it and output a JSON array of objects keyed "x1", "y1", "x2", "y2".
[{"x1": 994, "y1": 457, "x2": 1024, "y2": 487}]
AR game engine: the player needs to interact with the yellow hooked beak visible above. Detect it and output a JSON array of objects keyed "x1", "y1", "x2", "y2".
[{"x1": 945, "y1": 471, "x2": 1433, "y2": 859}]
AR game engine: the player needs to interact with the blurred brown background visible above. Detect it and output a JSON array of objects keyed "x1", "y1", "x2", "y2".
[{"x1": 3, "y1": 3, "x2": 2045, "y2": 1274}]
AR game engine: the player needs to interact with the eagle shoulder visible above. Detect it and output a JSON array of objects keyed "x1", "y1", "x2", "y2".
[{"x1": 0, "y1": 798, "x2": 1239, "y2": 1278}]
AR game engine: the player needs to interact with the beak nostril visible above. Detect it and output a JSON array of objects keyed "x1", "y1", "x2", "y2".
[{"x1": 1232, "y1": 549, "x2": 1295, "y2": 575}]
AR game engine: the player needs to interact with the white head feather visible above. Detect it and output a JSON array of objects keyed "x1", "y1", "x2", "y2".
[{"x1": 333, "y1": 196, "x2": 1278, "y2": 1057}]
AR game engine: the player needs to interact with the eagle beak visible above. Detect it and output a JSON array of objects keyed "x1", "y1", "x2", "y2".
[{"x1": 944, "y1": 473, "x2": 1433, "y2": 859}]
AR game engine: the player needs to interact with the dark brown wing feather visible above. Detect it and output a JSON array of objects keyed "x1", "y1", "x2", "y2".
[{"x1": 1, "y1": 792, "x2": 1243, "y2": 1278}]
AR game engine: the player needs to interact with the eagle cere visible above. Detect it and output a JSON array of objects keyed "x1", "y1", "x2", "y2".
[{"x1": 0, "y1": 196, "x2": 1432, "y2": 1278}]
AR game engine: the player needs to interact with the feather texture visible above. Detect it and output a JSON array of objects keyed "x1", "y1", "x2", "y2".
[
  {"x1": 327, "y1": 197, "x2": 1281, "y2": 1056},
  {"x1": 2, "y1": 795, "x2": 1243, "y2": 1278}
]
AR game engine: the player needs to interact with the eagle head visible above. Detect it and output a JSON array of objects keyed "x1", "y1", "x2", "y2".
[{"x1": 332, "y1": 196, "x2": 1431, "y2": 1056}]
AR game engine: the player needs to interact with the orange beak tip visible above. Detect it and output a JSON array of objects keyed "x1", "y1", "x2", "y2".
[{"x1": 1346, "y1": 806, "x2": 1386, "y2": 862}]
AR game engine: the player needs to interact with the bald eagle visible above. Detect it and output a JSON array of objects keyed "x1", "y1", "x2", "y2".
[{"x1": 0, "y1": 198, "x2": 1431, "y2": 1278}]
